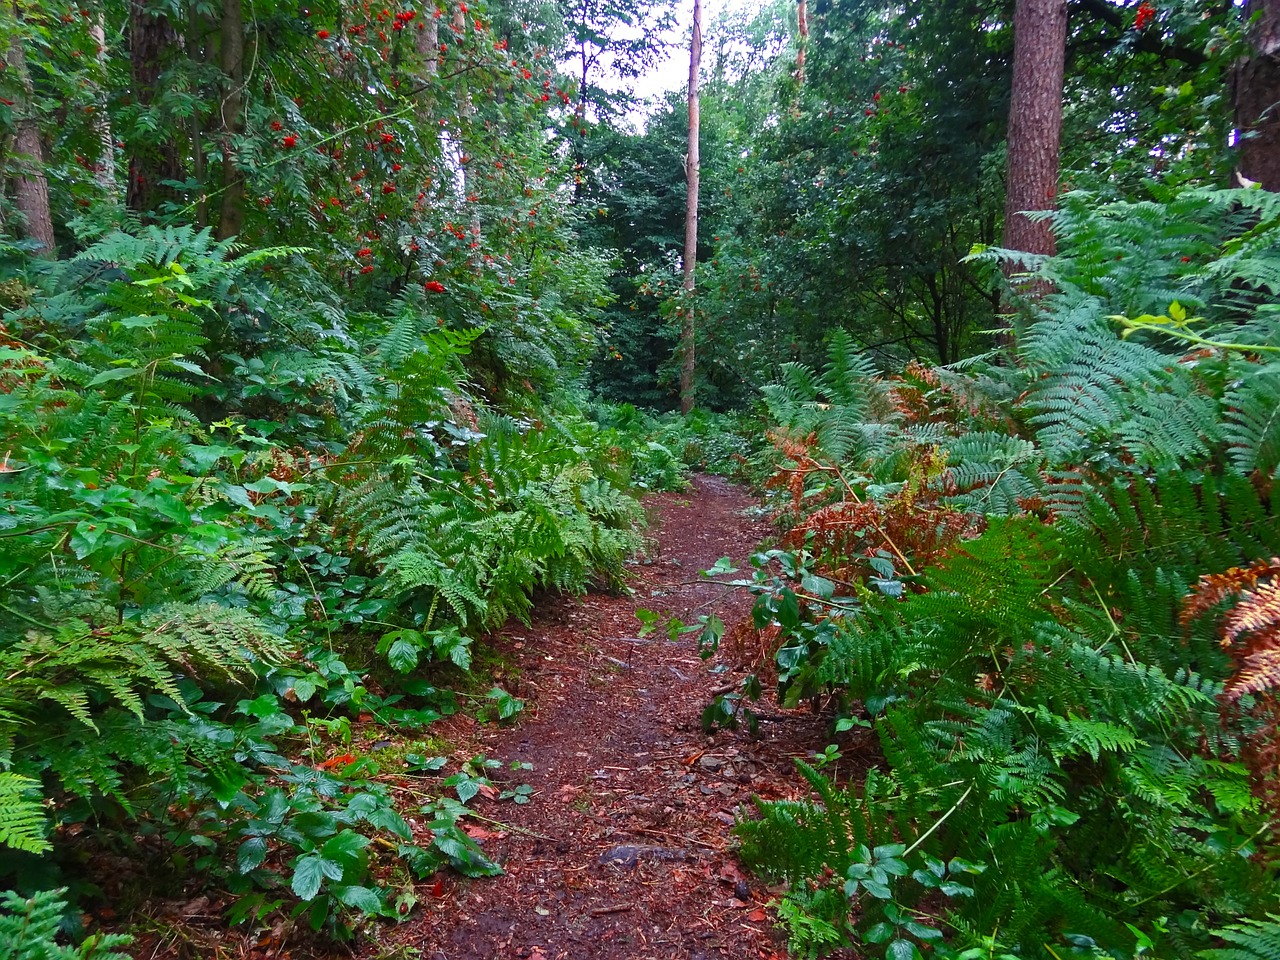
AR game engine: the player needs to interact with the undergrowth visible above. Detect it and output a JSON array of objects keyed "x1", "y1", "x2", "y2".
[
  {"x1": 0, "y1": 224, "x2": 647, "y2": 944},
  {"x1": 712, "y1": 186, "x2": 1280, "y2": 959}
]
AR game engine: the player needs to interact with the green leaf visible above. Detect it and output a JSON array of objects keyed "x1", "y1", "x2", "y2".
[
  {"x1": 864, "y1": 922, "x2": 894, "y2": 944},
  {"x1": 238, "y1": 837, "x2": 268, "y2": 873},
  {"x1": 292, "y1": 854, "x2": 326, "y2": 900},
  {"x1": 321, "y1": 829, "x2": 370, "y2": 867},
  {"x1": 335, "y1": 885, "x2": 382, "y2": 914},
  {"x1": 387, "y1": 638, "x2": 420, "y2": 673},
  {"x1": 887, "y1": 940, "x2": 920, "y2": 960},
  {"x1": 88, "y1": 367, "x2": 143, "y2": 385},
  {"x1": 864, "y1": 879, "x2": 893, "y2": 899}
]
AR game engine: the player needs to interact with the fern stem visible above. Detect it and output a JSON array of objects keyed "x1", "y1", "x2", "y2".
[
  {"x1": 0, "y1": 602, "x2": 53, "y2": 631},
  {"x1": 902, "y1": 783, "x2": 974, "y2": 857},
  {"x1": 1121, "y1": 819, "x2": 1274, "y2": 912}
]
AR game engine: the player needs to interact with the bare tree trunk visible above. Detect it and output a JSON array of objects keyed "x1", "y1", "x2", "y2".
[
  {"x1": 127, "y1": 0, "x2": 183, "y2": 217},
  {"x1": 89, "y1": 10, "x2": 117, "y2": 197},
  {"x1": 4, "y1": 12, "x2": 55, "y2": 256},
  {"x1": 415, "y1": 14, "x2": 439, "y2": 78},
  {"x1": 1002, "y1": 0, "x2": 1067, "y2": 268},
  {"x1": 216, "y1": 0, "x2": 246, "y2": 239},
  {"x1": 454, "y1": 4, "x2": 480, "y2": 270},
  {"x1": 1235, "y1": 0, "x2": 1280, "y2": 189},
  {"x1": 679, "y1": 0, "x2": 702, "y2": 416},
  {"x1": 796, "y1": 0, "x2": 808, "y2": 86}
]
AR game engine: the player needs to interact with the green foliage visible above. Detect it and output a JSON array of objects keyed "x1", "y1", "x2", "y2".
[
  {"x1": 0, "y1": 776, "x2": 48, "y2": 857},
  {"x1": 0, "y1": 220, "x2": 647, "y2": 940},
  {"x1": 0, "y1": 889, "x2": 131, "y2": 960},
  {"x1": 1201, "y1": 915, "x2": 1280, "y2": 960},
  {"x1": 733, "y1": 185, "x2": 1280, "y2": 959}
]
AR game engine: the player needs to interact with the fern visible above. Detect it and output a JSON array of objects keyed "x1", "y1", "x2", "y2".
[
  {"x1": 0, "y1": 889, "x2": 131, "y2": 960},
  {"x1": 1201, "y1": 915, "x2": 1280, "y2": 960},
  {"x1": 0, "y1": 774, "x2": 49, "y2": 855},
  {"x1": 1224, "y1": 363, "x2": 1280, "y2": 477}
]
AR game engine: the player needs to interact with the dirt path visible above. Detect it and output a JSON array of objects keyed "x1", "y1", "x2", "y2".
[{"x1": 370, "y1": 474, "x2": 836, "y2": 960}]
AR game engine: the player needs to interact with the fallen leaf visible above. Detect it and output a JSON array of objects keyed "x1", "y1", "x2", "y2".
[
  {"x1": 428, "y1": 879, "x2": 445, "y2": 898},
  {"x1": 476, "y1": 782, "x2": 500, "y2": 800},
  {"x1": 718, "y1": 861, "x2": 747, "y2": 884},
  {"x1": 747, "y1": 908, "x2": 768, "y2": 922},
  {"x1": 462, "y1": 823, "x2": 506, "y2": 841}
]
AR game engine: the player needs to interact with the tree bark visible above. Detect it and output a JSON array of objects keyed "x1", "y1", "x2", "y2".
[
  {"x1": 796, "y1": 0, "x2": 808, "y2": 86},
  {"x1": 127, "y1": 0, "x2": 183, "y2": 217},
  {"x1": 1235, "y1": 0, "x2": 1280, "y2": 190},
  {"x1": 4, "y1": 10, "x2": 55, "y2": 256},
  {"x1": 89, "y1": 9, "x2": 117, "y2": 198},
  {"x1": 679, "y1": 0, "x2": 702, "y2": 415},
  {"x1": 1002, "y1": 0, "x2": 1068, "y2": 269},
  {"x1": 453, "y1": 4, "x2": 481, "y2": 270},
  {"x1": 216, "y1": 0, "x2": 246, "y2": 239}
]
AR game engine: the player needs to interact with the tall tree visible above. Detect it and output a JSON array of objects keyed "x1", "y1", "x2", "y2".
[
  {"x1": 1002, "y1": 0, "x2": 1068, "y2": 269},
  {"x1": 4, "y1": 4, "x2": 55, "y2": 256},
  {"x1": 126, "y1": 0, "x2": 183, "y2": 217},
  {"x1": 1235, "y1": 0, "x2": 1280, "y2": 189},
  {"x1": 680, "y1": 0, "x2": 702, "y2": 415},
  {"x1": 215, "y1": 0, "x2": 247, "y2": 239}
]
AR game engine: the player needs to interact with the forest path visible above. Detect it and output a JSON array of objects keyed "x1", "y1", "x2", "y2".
[{"x1": 370, "y1": 474, "x2": 835, "y2": 960}]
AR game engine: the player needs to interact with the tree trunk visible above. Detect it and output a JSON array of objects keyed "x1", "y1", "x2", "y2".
[
  {"x1": 454, "y1": 3, "x2": 481, "y2": 270},
  {"x1": 796, "y1": 0, "x2": 808, "y2": 86},
  {"x1": 4, "y1": 12, "x2": 55, "y2": 256},
  {"x1": 1235, "y1": 0, "x2": 1280, "y2": 189},
  {"x1": 89, "y1": 9, "x2": 117, "y2": 198},
  {"x1": 1002, "y1": 0, "x2": 1067, "y2": 269},
  {"x1": 216, "y1": 0, "x2": 246, "y2": 239},
  {"x1": 679, "y1": 0, "x2": 702, "y2": 415},
  {"x1": 127, "y1": 0, "x2": 183, "y2": 217}
]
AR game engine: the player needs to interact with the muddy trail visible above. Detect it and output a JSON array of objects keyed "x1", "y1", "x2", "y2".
[{"x1": 368, "y1": 474, "x2": 844, "y2": 960}]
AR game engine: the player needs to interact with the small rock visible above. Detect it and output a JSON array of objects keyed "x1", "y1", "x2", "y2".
[{"x1": 698, "y1": 755, "x2": 725, "y2": 771}]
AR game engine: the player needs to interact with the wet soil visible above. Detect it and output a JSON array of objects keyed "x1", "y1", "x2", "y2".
[{"x1": 366, "y1": 473, "x2": 843, "y2": 960}]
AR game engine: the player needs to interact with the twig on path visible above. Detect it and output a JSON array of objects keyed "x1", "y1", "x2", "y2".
[
  {"x1": 626, "y1": 826, "x2": 721, "y2": 850},
  {"x1": 589, "y1": 903, "x2": 633, "y2": 917}
]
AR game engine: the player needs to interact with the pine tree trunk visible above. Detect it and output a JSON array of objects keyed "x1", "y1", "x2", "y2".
[
  {"x1": 679, "y1": 0, "x2": 702, "y2": 416},
  {"x1": 127, "y1": 0, "x2": 183, "y2": 217},
  {"x1": 1235, "y1": 0, "x2": 1280, "y2": 189},
  {"x1": 216, "y1": 0, "x2": 246, "y2": 239},
  {"x1": 4, "y1": 16, "x2": 55, "y2": 256},
  {"x1": 1002, "y1": 0, "x2": 1067, "y2": 269}
]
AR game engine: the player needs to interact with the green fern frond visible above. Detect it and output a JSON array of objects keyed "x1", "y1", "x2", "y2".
[
  {"x1": 0, "y1": 773, "x2": 49, "y2": 855},
  {"x1": 1200, "y1": 915, "x2": 1280, "y2": 960}
]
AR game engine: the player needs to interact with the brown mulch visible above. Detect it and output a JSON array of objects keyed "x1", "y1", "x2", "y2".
[{"x1": 363, "y1": 473, "x2": 854, "y2": 960}]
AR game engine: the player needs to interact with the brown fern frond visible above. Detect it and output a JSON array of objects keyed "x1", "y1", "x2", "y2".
[
  {"x1": 1182, "y1": 557, "x2": 1280, "y2": 627},
  {"x1": 1223, "y1": 579, "x2": 1280, "y2": 649},
  {"x1": 1227, "y1": 644, "x2": 1280, "y2": 702}
]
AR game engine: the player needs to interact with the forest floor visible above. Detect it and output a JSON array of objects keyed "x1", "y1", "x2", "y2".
[
  {"x1": 364, "y1": 473, "x2": 854, "y2": 960},
  {"x1": 127, "y1": 474, "x2": 871, "y2": 959}
]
